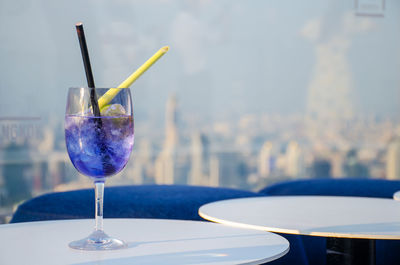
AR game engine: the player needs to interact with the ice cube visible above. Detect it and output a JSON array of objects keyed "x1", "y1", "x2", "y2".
[{"x1": 100, "y1": 104, "x2": 126, "y2": 116}]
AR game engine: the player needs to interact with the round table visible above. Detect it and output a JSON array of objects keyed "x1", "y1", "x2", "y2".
[
  {"x1": 199, "y1": 196, "x2": 400, "y2": 265},
  {"x1": 0, "y1": 218, "x2": 289, "y2": 265},
  {"x1": 393, "y1": 191, "x2": 400, "y2": 201}
]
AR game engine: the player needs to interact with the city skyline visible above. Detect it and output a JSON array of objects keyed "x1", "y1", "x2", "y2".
[{"x1": 0, "y1": 91, "x2": 400, "y2": 223}]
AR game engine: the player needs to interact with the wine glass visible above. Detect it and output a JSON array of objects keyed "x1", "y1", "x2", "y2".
[{"x1": 65, "y1": 87, "x2": 134, "y2": 250}]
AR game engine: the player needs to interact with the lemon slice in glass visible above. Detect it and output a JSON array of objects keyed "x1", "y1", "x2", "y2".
[{"x1": 100, "y1": 104, "x2": 126, "y2": 116}]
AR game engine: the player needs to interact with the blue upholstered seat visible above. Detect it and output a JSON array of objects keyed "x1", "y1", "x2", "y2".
[
  {"x1": 259, "y1": 178, "x2": 400, "y2": 198},
  {"x1": 10, "y1": 184, "x2": 262, "y2": 223},
  {"x1": 259, "y1": 178, "x2": 400, "y2": 265}
]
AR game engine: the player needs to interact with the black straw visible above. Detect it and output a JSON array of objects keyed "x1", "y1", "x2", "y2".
[{"x1": 75, "y1": 22, "x2": 101, "y2": 117}]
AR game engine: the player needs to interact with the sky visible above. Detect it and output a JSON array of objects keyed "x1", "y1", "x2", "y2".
[{"x1": 0, "y1": 0, "x2": 399, "y2": 126}]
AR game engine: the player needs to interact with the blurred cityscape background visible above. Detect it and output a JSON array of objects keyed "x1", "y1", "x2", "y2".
[{"x1": 0, "y1": 0, "x2": 399, "y2": 223}]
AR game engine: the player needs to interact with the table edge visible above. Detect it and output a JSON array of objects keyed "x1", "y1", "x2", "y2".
[{"x1": 198, "y1": 197, "x2": 400, "y2": 240}]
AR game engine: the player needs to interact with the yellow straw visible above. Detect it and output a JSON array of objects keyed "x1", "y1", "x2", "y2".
[{"x1": 98, "y1": 46, "x2": 169, "y2": 110}]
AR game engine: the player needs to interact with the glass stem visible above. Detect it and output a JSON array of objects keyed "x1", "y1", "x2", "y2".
[{"x1": 94, "y1": 181, "x2": 104, "y2": 232}]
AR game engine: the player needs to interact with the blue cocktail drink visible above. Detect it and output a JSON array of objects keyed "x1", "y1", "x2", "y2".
[
  {"x1": 65, "y1": 115, "x2": 134, "y2": 180},
  {"x1": 66, "y1": 87, "x2": 134, "y2": 250},
  {"x1": 68, "y1": 24, "x2": 168, "y2": 251}
]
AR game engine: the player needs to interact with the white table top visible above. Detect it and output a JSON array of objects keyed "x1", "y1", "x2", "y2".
[
  {"x1": 199, "y1": 196, "x2": 400, "y2": 240},
  {"x1": 393, "y1": 191, "x2": 400, "y2": 201},
  {"x1": 0, "y1": 218, "x2": 289, "y2": 265}
]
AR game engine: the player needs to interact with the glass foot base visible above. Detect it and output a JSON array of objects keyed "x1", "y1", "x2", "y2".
[{"x1": 69, "y1": 230, "x2": 127, "y2": 251}]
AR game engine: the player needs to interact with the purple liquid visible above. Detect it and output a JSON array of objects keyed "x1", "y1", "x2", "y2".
[{"x1": 65, "y1": 115, "x2": 134, "y2": 179}]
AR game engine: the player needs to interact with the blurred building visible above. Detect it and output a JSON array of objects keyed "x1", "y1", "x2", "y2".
[
  {"x1": 304, "y1": 2, "x2": 359, "y2": 122},
  {"x1": 0, "y1": 142, "x2": 32, "y2": 206},
  {"x1": 154, "y1": 94, "x2": 190, "y2": 185},
  {"x1": 155, "y1": 94, "x2": 179, "y2": 184},
  {"x1": 124, "y1": 138, "x2": 154, "y2": 184},
  {"x1": 209, "y1": 155, "x2": 220, "y2": 187},
  {"x1": 285, "y1": 141, "x2": 305, "y2": 178},
  {"x1": 189, "y1": 132, "x2": 210, "y2": 186},
  {"x1": 258, "y1": 142, "x2": 278, "y2": 178},
  {"x1": 342, "y1": 149, "x2": 370, "y2": 178},
  {"x1": 165, "y1": 94, "x2": 179, "y2": 148},
  {"x1": 310, "y1": 159, "x2": 332, "y2": 178},
  {"x1": 386, "y1": 138, "x2": 400, "y2": 180},
  {"x1": 213, "y1": 151, "x2": 248, "y2": 188}
]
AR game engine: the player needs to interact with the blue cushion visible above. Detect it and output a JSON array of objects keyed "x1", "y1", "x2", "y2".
[
  {"x1": 259, "y1": 178, "x2": 400, "y2": 265},
  {"x1": 10, "y1": 184, "x2": 262, "y2": 223},
  {"x1": 259, "y1": 178, "x2": 400, "y2": 198}
]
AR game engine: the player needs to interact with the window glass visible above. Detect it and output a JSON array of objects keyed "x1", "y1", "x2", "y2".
[{"x1": 0, "y1": 0, "x2": 399, "y2": 223}]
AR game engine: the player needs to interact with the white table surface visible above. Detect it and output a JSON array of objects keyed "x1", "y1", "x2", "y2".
[
  {"x1": 0, "y1": 218, "x2": 289, "y2": 265},
  {"x1": 393, "y1": 191, "x2": 400, "y2": 201},
  {"x1": 199, "y1": 196, "x2": 400, "y2": 240}
]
